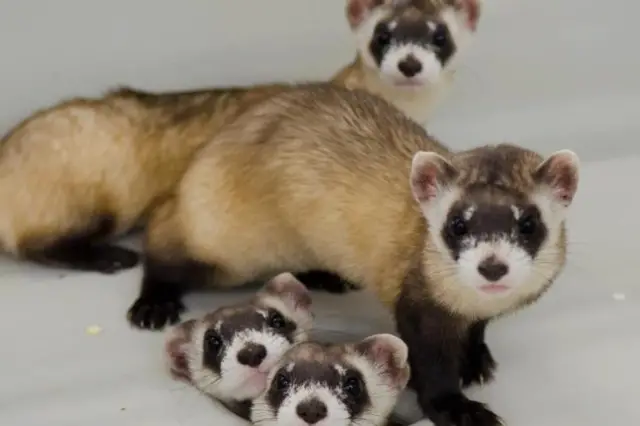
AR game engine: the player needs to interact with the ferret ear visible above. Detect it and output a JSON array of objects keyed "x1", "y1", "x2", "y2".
[
  {"x1": 346, "y1": 0, "x2": 379, "y2": 28},
  {"x1": 452, "y1": 0, "x2": 482, "y2": 31},
  {"x1": 533, "y1": 149, "x2": 580, "y2": 207},
  {"x1": 355, "y1": 333, "x2": 411, "y2": 389},
  {"x1": 261, "y1": 272, "x2": 313, "y2": 313},
  {"x1": 165, "y1": 319, "x2": 197, "y2": 382},
  {"x1": 410, "y1": 151, "x2": 458, "y2": 204}
]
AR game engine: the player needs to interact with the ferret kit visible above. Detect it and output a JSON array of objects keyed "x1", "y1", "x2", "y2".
[
  {"x1": 129, "y1": 83, "x2": 580, "y2": 426},
  {"x1": 164, "y1": 272, "x2": 313, "y2": 417},
  {"x1": 0, "y1": 0, "x2": 480, "y2": 277},
  {"x1": 334, "y1": 0, "x2": 482, "y2": 124},
  {"x1": 167, "y1": 284, "x2": 412, "y2": 426}
]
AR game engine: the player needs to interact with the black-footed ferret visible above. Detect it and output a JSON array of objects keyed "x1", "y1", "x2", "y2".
[
  {"x1": 129, "y1": 83, "x2": 580, "y2": 426},
  {"x1": 334, "y1": 0, "x2": 482, "y2": 125},
  {"x1": 0, "y1": 1, "x2": 480, "y2": 277},
  {"x1": 164, "y1": 272, "x2": 313, "y2": 418},
  {"x1": 250, "y1": 333, "x2": 411, "y2": 426}
]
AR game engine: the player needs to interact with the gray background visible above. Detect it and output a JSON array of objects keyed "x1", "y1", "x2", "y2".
[{"x1": 1, "y1": 1, "x2": 638, "y2": 425}]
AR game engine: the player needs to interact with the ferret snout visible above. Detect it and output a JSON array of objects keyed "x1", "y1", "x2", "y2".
[
  {"x1": 237, "y1": 342, "x2": 267, "y2": 367},
  {"x1": 397, "y1": 55, "x2": 422, "y2": 78},
  {"x1": 477, "y1": 256, "x2": 509, "y2": 282},
  {"x1": 296, "y1": 398, "x2": 328, "y2": 424}
]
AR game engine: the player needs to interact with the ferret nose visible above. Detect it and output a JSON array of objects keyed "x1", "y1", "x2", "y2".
[
  {"x1": 296, "y1": 398, "x2": 328, "y2": 424},
  {"x1": 477, "y1": 257, "x2": 509, "y2": 282},
  {"x1": 397, "y1": 55, "x2": 422, "y2": 77},
  {"x1": 236, "y1": 342, "x2": 267, "y2": 367}
]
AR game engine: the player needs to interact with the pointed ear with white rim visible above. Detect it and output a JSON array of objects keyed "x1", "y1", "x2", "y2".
[
  {"x1": 260, "y1": 272, "x2": 312, "y2": 313},
  {"x1": 410, "y1": 151, "x2": 458, "y2": 204},
  {"x1": 165, "y1": 319, "x2": 197, "y2": 382},
  {"x1": 355, "y1": 333, "x2": 411, "y2": 389},
  {"x1": 452, "y1": 0, "x2": 482, "y2": 32},
  {"x1": 533, "y1": 149, "x2": 580, "y2": 207}
]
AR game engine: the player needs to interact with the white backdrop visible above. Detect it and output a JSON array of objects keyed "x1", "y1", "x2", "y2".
[{"x1": 1, "y1": 1, "x2": 638, "y2": 161}]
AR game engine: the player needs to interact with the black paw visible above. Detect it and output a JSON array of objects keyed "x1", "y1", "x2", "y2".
[
  {"x1": 431, "y1": 393, "x2": 503, "y2": 426},
  {"x1": 461, "y1": 342, "x2": 497, "y2": 388},
  {"x1": 127, "y1": 293, "x2": 185, "y2": 330},
  {"x1": 295, "y1": 270, "x2": 360, "y2": 294},
  {"x1": 90, "y1": 246, "x2": 140, "y2": 274}
]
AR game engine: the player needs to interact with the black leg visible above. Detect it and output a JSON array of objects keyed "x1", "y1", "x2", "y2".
[
  {"x1": 294, "y1": 270, "x2": 360, "y2": 294},
  {"x1": 127, "y1": 256, "x2": 208, "y2": 331},
  {"x1": 21, "y1": 214, "x2": 139, "y2": 274},
  {"x1": 460, "y1": 320, "x2": 497, "y2": 389},
  {"x1": 395, "y1": 284, "x2": 502, "y2": 426}
]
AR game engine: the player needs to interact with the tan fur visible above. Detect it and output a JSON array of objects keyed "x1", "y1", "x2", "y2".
[
  {"x1": 0, "y1": 84, "x2": 288, "y2": 256},
  {"x1": 332, "y1": 56, "x2": 456, "y2": 125},
  {"x1": 144, "y1": 84, "x2": 570, "y2": 319},
  {"x1": 145, "y1": 84, "x2": 451, "y2": 307}
]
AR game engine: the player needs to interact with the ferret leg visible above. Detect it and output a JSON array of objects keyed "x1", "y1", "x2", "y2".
[
  {"x1": 294, "y1": 270, "x2": 361, "y2": 294},
  {"x1": 395, "y1": 290, "x2": 502, "y2": 426},
  {"x1": 20, "y1": 214, "x2": 139, "y2": 274},
  {"x1": 460, "y1": 320, "x2": 497, "y2": 388},
  {"x1": 127, "y1": 197, "x2": 210, "y2": 331},
  {"x1": 127, "y1": 254, "x2": 210, "y2": 330}
]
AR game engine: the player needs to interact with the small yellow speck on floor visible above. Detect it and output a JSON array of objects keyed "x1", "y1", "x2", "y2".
[{"x1": 86, "y1": 325, "x2": 103, "y2": 335}]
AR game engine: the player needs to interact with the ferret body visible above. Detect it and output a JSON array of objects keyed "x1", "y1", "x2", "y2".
[
  {"x1": 0, "y1": 0, "x2": 479, "y2": 274},
  {"x1": 165, "y1": 272, "x2": 313, "y2": 418},
  {"x1": 130, "y1": 83, "x2": 580, "y2": 426}
]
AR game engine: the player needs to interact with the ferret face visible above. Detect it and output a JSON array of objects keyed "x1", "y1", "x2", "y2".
[
  {"x1": 346, "y1": 0, "x2": 481, "y2": 89},
  {"x1": 165, "y1": 273, "x2": 313, "y2": 402},
  {"x1": 410, "y1": 145, "x2": 580, "y2": 318},
  {"x1": 251, "y1": 334, "x2": 410, "y2": 426}
]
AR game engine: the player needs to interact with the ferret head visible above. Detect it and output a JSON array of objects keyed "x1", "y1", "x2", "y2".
[
  {"x1": 346, "y1": 0, "x2": 481, "y2": 89},
  {"x1": 165, "y1": 272, "x2": 313, "y2": 402},
  {"x1": 251, "y1": 334, "x2": 410, "y2": 426},
  {"x1": 409, "y1": 144, "x2": 580, "y2": 319}
]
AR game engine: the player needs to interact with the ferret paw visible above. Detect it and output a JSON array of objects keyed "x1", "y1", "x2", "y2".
[
  {"x1": 430, "y1": 393, "x2": 503, "y2": 426},
  {"x1": 127, "y1": 293, "x2": 185, "y2": 331},
  {"x1": 460, "y1": 343, "x2": 497, "y2": 388},
  {"x1": 89, "y1": 246, "x2": 140, "y2": 274}
]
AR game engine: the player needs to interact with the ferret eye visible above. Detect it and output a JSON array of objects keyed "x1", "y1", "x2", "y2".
[
  {"x1": 274, "y1": 372, "x2": 290, "y2": 391},
  {"x1": 204, "y1": 330, "x2": 223, "y2": 353},
  {"x1": 342, "y1": 375, "x2": 363, "y2": 399},
  {"x1": 518, "y1": 214, "x2": 538, "y2": 235},
  {"x1": 432, "y1": 24, "x2": 448, "y2": 48},
  {"x1": 267, "y1": 310, "x2": 287, "y2": 329},
  {"x1": 373, "y1": 23, "x2": 392, "y2": 47},
  {"x1": 447, "y1": 216, "x2": 468, "y2": 237}
]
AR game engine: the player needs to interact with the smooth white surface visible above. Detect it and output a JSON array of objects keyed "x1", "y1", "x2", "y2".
[{"x1": 1, "y1": 0, "x2": 639, "y2": 425}]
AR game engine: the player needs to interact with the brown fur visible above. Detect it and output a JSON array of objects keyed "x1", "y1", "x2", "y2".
[
  {"x1": 142, "y1": 83, "x2": 567, "y2": 311},
  {"x1": 132, "y1": 83, "x2": 577, "y2": 426},
  {"x1": 143, "y1": 83, "x2": 448, "y2": 305},
  {"x1": 0, "y1": 84, "x2": 287, "y2": 259}
]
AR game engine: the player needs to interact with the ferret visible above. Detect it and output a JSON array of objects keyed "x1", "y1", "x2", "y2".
[
  {"x1": 334, "y1": 0, "x2": 482, "y2": 125},
  {"x1": 0, "y1": 1, "x2": 480, "y2": 277},
  {"x1": 164, "y1": 272, "x2": 313, "y2": 419},
  {"x1": 128, "y1": 83, "x2": 580, "y2": 426},
  {"x1": 250, "y1": 333, "x2": 411, "y2": 426}
]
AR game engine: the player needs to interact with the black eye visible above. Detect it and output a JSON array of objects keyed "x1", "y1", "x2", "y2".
[
  {"x1": 448, "y1": 216, "x2": 468, "y2": 237},
  {"x1": 373, "y1": 24, "x2": 392, "y2": 47},
  {"x1": 432, "y1": 24, "x2": 448, "y2": 48},
  {"x1": 343, "y1": 375, "x2": 363, "y2": 399},
  {"x1": 518, "y1": 214, "x2": 538, "y2": 235},
  {"x1": 267, "y1": 310, "x2": 287, "y2": 329},
  {"x1": 274, "y1": 372, "x2": 290, "y2": 391},
  {"x1": 204, "y1": 329, "x2": 223, "y2": 354}
]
